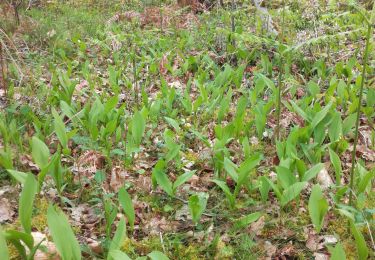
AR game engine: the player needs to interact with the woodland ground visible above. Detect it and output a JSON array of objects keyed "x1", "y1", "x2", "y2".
[{"x1": 0, "y1": 0, "x2": 374, "y2": 259}]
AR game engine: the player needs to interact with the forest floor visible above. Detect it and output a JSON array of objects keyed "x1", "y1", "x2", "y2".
[{"x1": 0, "y1": 0, "x2": 374, "y2": 259}]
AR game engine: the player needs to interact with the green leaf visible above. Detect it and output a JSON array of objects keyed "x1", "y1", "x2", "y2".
[
  {"x1": 328, "y1": 242, "x2": 346, "y2": 260},
  {"x1": 329, "y1": 148, "x2": 342, "y2": 185},
  {"x1": 3, "y1": 230, "x2": 34, "y2": 250},
  {"x1": 259, "y1": 176, "x2": 270, "y2": 202},
  {"x1": 118, "y1": 188, "x2": 135, "y2": 230},
  {"x1": 188, "y1": 193, "x2": 208, "y2": 224},
  {"x1": 224, "y1": 157, "x2": 238, "y2": 183},
  {"x1": 60, "y1": 100, "x2": 75, "y2": 119},
  {"x1": 328, "y1": 112, "x2": 342, "y2": 142},
  {"x1": 264, "y1": 177, "x2": 282, "y2": 200},
  {"x1": 357, "y1": 170, "x2": 374, "y2": 194},
  {"x1": 276, "y1": 166, "x2": 296, "y2": 190},
  {"x1": 237, "y1": 153, "x2": 263, "y2": 187},
  {"x1": 108, "y1": 217, "x2": 127, "y2": 258},
  {"x1": 31, "y1": 136, "x2": 50, "y2": 169},
  {"x1": 350, "y1": 221, "x2": 368, "y2": 260},
  {"x1": 281, "y1": 182, "x2": 307, "y2": 207},
  {"x1": 290, "y1": 100, "x2": 309, "y2": 122},
  {"x1": 132, "y1": 111, "x2": 146, "y2": 146},
  {"x1": 0, "y1": 226, "x2": 9, "y2": 260},
  {"x1": 308, "y1": 185, "x2": 328, "y2": 233},
  {"x1": 164, "y1": 117, "x2": 180, "y2": 132},
  {"x1": 311, "y1": 101, "x2": 333, "y2": 128},
  {"x1": 302, "y1": 163, "x2": 324, "y2": 182},
  {"x1": 109, "y1": 250, "x2": 132, "y2": 260},
  {"x1": 212, "y1": 179, "x2": 235, "y2": 208},
  {"x1": 148, "y1": 251, "x2": 170, "y2": 260},
  {"x1": 104, "y1": 95, "x2": 119, "y2": 114},
  {"x1": 152, "y1": 161, "x2": 173, "y2": 196},
  {"x1": 47, "y1": 205, "x2": 81, "y2": 260},
  {"x1": 342, "y1": 113, "x2": 356, "y2": 135},
  {"x1": 173, "y1": 170, "x2": 195, "y2": 191},
  {"x1": 7, "y1": 170, "x2": 27, "y2": 185},
  {"x1": 52, "y1": 108, "x2": 68, "y2": 148},
  {"x1": 232, "y1": 212, "x2": 261, "y2": 230},
  {"x1": 19, "y1": 174, "x2": 38, "y2": 234}
]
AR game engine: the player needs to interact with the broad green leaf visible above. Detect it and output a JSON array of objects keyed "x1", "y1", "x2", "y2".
[
  {"x1": 118, "y1": 188, "x2": 135, "y2": 230},
  {"x1": 148, "y1": 251, "x2": 170, "y2": 260},
  {"x1": 350, "y1": 221, "x2": 368, "y2": 260},
  {"x1": 31, "y1": 136, "x2": 50, "y2": 169},
  {"x1": 7, "y1": 170, "x2": 27, "y2": 185},
  {"x1": 276, "y1": 166, "x2": 296, "y2": 190},
  {"x1": 264, "y1": 177, "x2": 282, "y2": 200},
  {"x1": 311, "y1": 101, "x2": 333, "y2": 128},
  {"x1": 4, "y1": 230, "x2": 34, "y2": 250},
  {"x1": 212, "y1": 179, "x2": 235, "y2": 208},
  {"x1": 60, "y1": 100, "x2": 75, "y2": 119},
  {"x1": 328, "y1": 242, "x2": 346, "y2": 260},
  {"x1": 281, "y1": 182, "x2": 307, "y2": 206},
  {"x1": 164, "y1": 117, "x2": 180, "y2": 132},
  {"x1": 328, "y1": 112, "x2": 342, "y2": 142},
  {"x1": 132, "y1": 111, "x2": 146, "y2": 146},
  {"x1": 224, "y1": 157, "x2": 238, "y2": 183},
  {"x1": 232, "y1": 212, "x2": 261, "y2": 230},
  {"x1": 237, "y1": 153, "x2": 263, "y2": 186},
  {"x1": 52, "y1": 108, "x2": 68, "y2": 148},
  {"x1": 357, "y1": 170, "x2": 374, "y2": 194},
  {"x1": 104, "y1": 95, "x2": 119, "y2": 114},
  {"x1": 290, "y1": 100, "x2": 309, "y2": 122},
  {"x1": 173, "y1": 170, "x2": 195, "y2": 191},
  {"x1": 47, "y1": 205, "x2": 81, "y2": 260},
  {"x1": 0, "y1": 226, "x2": 9, "y2": 260},
  {"x1": 342, "y1": 113, "x2": 356, "y2": 135},
  {"x1": 302, "y1": 163, "x2": 324, "y2": 182},
  {"x1": 329, "y1": 148, "x2": 342, "y2": 185},
  {"x1": 308, "y1": 185, "x2": 328, "y2": 233},
  {"x1": 188, "y1": 193, "x2": 208, "y2": 224},
  {"x1": 108, "y1": 217, "x2": 126, "y2": 258},
  {"x1": 259, "y1": 176, "x2": 270, "y2": 202},
  {"x1": 165, "y1": 144, "x2": 180, "y2": 162},
  {"x1": 109, "y1": 250, "x2": 132, "y2": 260},
  {"x1": 19, "y1": 174, "x2": 38, "y2": 234},
  {"x1": 153, "y1": 161, "x2": 173, "y2": 196}
]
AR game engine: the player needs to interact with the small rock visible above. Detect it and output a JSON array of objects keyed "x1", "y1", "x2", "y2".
[
  {"x1": 322, "y1": 235, "x2": 338, "y2": 245},
  {"x1": 0, "y1": 198, "x2": 14, "y2": 223},
  {"x1": 317, "y1": 167, "x2": 333, "y2": 190}
]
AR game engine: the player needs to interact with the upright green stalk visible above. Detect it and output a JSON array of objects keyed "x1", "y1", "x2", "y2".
[
  {"x1": 275, "y1": 0, "x2": 286, "y2": 141},
  {"x1": 0, "y1": 42, "x2": 7, "y2": 95},
  {"x1": 133, "y1": 48, "x2": 139, "y2": 110},
  {"x1": 348, "y1": 6, "x2": 374, "y2": 207}
]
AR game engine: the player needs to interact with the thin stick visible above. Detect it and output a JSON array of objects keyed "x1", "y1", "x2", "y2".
[
  {"x1": 275, "y1": 0, "x2": 286, "y2": 141},
  {"x1": 0, "y1": 42, "x2": 7, "y2": 95},
  {"x1": 348, "y1": 12, "x2": 373, "y2": 208}
]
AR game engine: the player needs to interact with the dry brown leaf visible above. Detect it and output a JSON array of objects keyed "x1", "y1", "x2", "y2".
[
  {"x1": 109, "y1": 166, "x2": 130, "y2": 192},
  {"x1": 73, "y1": 150, "x2": 105, "y2": 183},
  {"x1": 249, "y1": 216, "x2": 265, "y2": 236}
]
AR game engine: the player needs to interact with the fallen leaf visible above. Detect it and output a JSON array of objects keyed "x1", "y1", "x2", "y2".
[
  {"x1": 109, "y1": 166, "x2": 130, "y2": 192},
  {"x1": 249, "y1": 215, "x2": 265, "y2": 236},
  {"x1": 73, "y1": 150, "x2": 105, "y2": 184}
]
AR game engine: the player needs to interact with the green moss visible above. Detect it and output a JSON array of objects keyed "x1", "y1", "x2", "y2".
[{"x1": 32, "y1": 197, "x2": 49, "y2": 231}]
